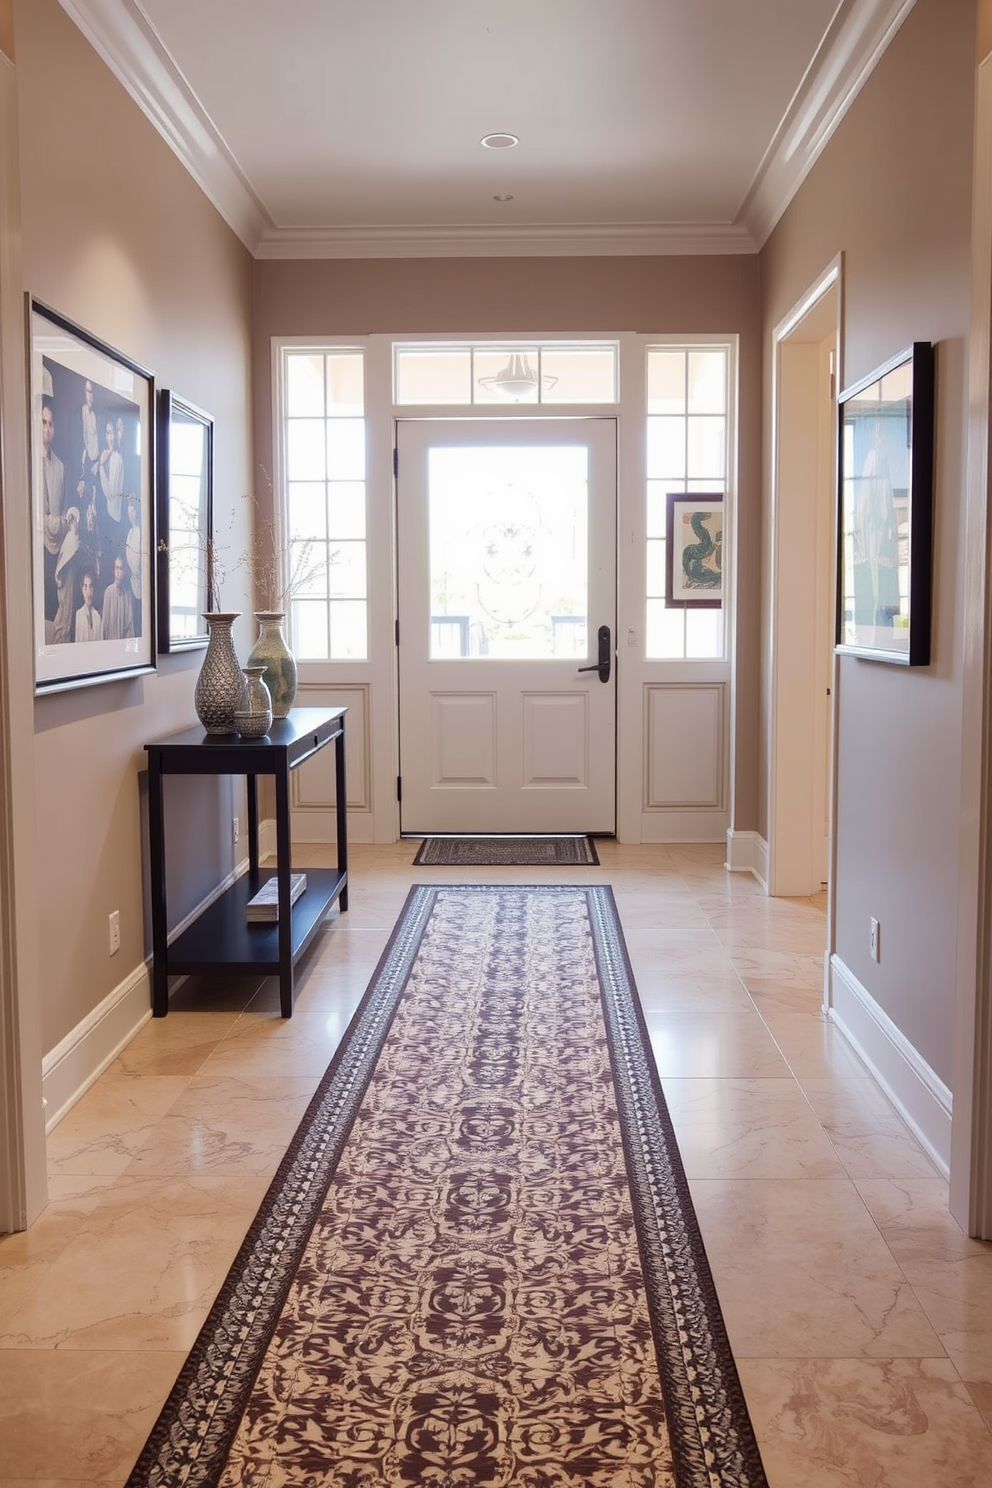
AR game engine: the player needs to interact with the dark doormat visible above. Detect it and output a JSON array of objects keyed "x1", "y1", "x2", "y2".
[{"x1": 413, "y1": 835, "x2": 601, "y2": 866}]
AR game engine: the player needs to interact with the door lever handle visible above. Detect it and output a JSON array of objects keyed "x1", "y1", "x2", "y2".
[{"x1": 577, "y1": 625, "x2": 612, "y2": 683}]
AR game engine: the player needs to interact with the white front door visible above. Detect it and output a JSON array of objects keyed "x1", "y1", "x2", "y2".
[{"x1": 397, "y1": 419, "x2": 617, "y2": 833}]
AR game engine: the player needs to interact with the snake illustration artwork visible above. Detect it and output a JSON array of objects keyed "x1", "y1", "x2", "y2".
[{"x1": 681, "y1": 508, "x2": 722, "y2": 591}]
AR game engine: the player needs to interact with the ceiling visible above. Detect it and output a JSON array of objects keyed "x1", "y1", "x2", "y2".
[{"x1": 58, "y1": 0, "x2": 916, "y2": 259}]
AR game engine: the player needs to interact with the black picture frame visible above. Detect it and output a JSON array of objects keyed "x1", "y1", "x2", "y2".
[
  {"x1": 156, "y1": 390, "x2": 214, "y2": 652},
  {"x1": 665, "y1": 492, "x2": 723, "y2": 608},
  {"x1": 29, "y1": 298, "x2": 155, "y2": 693},
  {"x1": 836, "y1": 341, "x2": 935, "y2": 666}
]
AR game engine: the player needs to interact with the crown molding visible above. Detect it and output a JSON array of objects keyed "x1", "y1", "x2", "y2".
[
  {"x1": 739, "y1": 0, "x2": 918, "y2": 248},
  {"x1": 253, "y1": 222, "x2": 757, "y2": 260},
  {"x1": 58, "y1": 0, "x2": 913, "y2": 262},
  {"x1": 55, "y1": 0, "x2": 271, "y2": 251}
]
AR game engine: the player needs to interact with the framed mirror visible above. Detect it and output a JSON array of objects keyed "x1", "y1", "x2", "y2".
[{"x1": 156, "y1": 389, "x2": 213, "y2": 652}]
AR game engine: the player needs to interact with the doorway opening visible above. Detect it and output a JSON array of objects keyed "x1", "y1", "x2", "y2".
[{"x1": 769, "y1": 262, "x2": 840, "y2": 898}]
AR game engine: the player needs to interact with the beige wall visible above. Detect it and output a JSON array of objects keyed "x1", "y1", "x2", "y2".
[
  {"x1": 760, "y1": 0, "x2": 976, "y2": 1086},
  {"x1": 980, "y1": 0, "x2": 992, "y2": 60},
  {"x1": 253, "y1": 253, "x2": 764, "y2": 830},
  {"x1": 14, "y1": 0, "x2": 255, "y2": 1056}
]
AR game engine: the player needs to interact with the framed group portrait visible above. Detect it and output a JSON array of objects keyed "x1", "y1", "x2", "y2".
[
  {"x1": 836, "y1": 341, "x2": 935, "y2": 666},
  {"x1": 29, "y1": 298, "x2": 155, "y2": 693}
]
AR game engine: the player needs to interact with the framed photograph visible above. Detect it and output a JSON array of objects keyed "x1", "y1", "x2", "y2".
[
  {"x1": 29, "y1": 299, "x2": 155, "y2": 692},
  {"x1": 836, "y1": 341, "x2": 935, "y2": 665},
  {"x1": 665, "y1": 493, "x2": 723, "y2": 607},
  {"x1": 156, "y1": 389, "x2": 214, "y2": 652}
]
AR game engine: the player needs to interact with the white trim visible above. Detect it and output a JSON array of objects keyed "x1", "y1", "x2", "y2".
[
  {"x1": 0, "y1": 50, "x2": 47, "y2": 1232},
  {"x1": 951, "y1": 49, "x2": 992, "y2": 1239},
  {"x1": 55, "y1": 0, "x2": 270, "y2": 251},
  {"x1": 254, "y1": 222, "x2": 757, "y2": 260},
  {"x1": 725, "y1": 828, "x2": 768, "y2": 885},
  {"x1": 741, "y1": 0, "x2": 918, "y2": 248},
  {"x1": 42, "y1": 962, "x2": 152, "y2": 1133},
  {"x1": 58, "y1": 0, "x2": 911, "y2": 262},
  {"x1": 40, "y1": 859, "x2": 249, "y2": 1132},
  {"x1": 767, "y1": 261, "x2": 841, "y2": 899},
  {"x1": 828, "y1": 952, "x2": 952, "y2": 1179}
]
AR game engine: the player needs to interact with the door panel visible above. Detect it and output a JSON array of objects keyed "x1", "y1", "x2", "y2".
[{"x1": 397, "y1": 419, "x2": 617, "y2": 833}]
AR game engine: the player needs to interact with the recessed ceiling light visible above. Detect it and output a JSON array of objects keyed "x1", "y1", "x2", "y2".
[
  {"x1": 481, "y1": 132, "x2": 519, "y2": 150},
  {"x1": 493, "y1": 193, "x2": 514, "y2": 202}
]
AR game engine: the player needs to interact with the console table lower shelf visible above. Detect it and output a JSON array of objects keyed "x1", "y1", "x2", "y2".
[{"x1": 165, "y1": 867, "x2": 346, "y2": 985}]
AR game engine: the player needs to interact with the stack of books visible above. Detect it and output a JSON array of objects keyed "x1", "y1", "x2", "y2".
[{"x1": 246, "y1": 873, "x2": 307, "y2": 922}]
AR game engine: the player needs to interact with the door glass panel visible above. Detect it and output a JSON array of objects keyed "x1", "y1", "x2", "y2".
[{"x1": 427, "y1": 445, "x2": 588, "y2": 659}]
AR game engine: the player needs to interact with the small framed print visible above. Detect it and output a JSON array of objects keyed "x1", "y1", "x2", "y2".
[
  {"x1": 665, "y1": 493, "x2": 723, "y2": 608},
  {"x1": 30, "y1": 298, "x2": 155, "y2": 692}
]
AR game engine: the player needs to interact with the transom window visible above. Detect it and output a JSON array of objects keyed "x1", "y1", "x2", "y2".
[{"x1": 394, "y1": 341, "x2": 618, "y2": 405}]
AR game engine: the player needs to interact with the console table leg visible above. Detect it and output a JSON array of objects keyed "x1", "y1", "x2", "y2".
[
  {"x1": 147, "y1": 752, "x2": 169, "y2": 1016},
  {"x1": 275, "y1": 761, "x2": 294, "y2": 1017},
  {"x1": 335, "y1": 719, "x2": 349, "y2": 912}
]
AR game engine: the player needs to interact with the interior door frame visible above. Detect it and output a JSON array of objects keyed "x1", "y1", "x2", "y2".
[
  {"x1": 394, "y1": 414, "x2": 619, "y2": 835},
  {"x1": 768, "y1": 260, "x2": 841, "y2": 902}
]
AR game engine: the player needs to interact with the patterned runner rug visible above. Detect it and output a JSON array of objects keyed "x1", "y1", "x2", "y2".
[
  {"x1": 127, "y1": 885, "x2": 767, "y2": 1488},
  {"x1": 413, "y1": 836, "x2": 600, "y2": 866}
]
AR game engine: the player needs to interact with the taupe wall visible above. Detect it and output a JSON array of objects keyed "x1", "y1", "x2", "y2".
[
  {"x1": 14, "y1": 0, "x2": 255, "y2": 1056},
  {"x1": 252, "y1": 254, "x2": 764, "y2": 832},
  {"x1": 760, "y1": 0, "x2": 976, "y2": 1087}
]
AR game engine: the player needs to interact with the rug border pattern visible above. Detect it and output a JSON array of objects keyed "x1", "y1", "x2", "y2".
[
  {"x1": 126, "y1": 889, "x2": 438, "y2": 1488},
  {"x1": 586, "y1": 888, "x2": 768, "y2": 1488},
  {"x1": 127, "y1": 884, "x2": 766, "y2": 1488}
]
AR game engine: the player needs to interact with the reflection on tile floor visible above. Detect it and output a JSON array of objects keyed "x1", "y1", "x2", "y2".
[{"x1": 1, "y1": 841, "x2": 990, "y2": 1484}]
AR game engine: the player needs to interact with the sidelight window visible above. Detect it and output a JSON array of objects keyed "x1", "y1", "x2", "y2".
[
  {"x1": 645, "y1": 345, "x2": 731, "y2": 660},
  {"x1": 280, "y1": 348, "x2": 368, "y2": 660}
]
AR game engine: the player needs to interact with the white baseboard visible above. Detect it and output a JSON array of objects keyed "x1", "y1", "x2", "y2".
[
  {"x1": 41, "y1": 859, "x2": 248, "y2": 1133},
  {"x1": 828, "y1": 952, "x2": 952, "y2": 1178},
  {"x1": 726, "y1": 828, "x2": 768, "y2": 887},
  {"x1": 42, "y1": 963, "x2": 152, "y2": 1133}
]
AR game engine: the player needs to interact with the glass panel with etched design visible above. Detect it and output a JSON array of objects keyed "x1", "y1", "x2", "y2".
[{"x1": 427, "y1": 445, "x2": 589, "y2": 659}]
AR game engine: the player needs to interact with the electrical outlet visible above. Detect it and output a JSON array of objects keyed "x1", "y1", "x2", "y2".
[
  {"x1": 109, "y1": 910, "x2": 121, "y2": 956},
  {"x1": 869, "y1": 916, "x2": 880, "y2": 963},
  {"x1": 233, "y1": 816, "x2": 240, "y2": 848}
]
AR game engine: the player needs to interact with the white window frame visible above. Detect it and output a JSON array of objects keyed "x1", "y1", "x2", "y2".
[{"x1": 272, "y1": 332, "x2": 738, "y2": 846}]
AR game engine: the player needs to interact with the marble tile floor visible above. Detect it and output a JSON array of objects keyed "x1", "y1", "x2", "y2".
[{"x1": 1, "y1": 841, "x2": 991, "y2": 1485}]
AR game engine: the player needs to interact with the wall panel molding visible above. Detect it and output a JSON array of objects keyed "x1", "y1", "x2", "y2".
[{"x1": 644, "y1": 682, "x2": 727, "y2": 811}]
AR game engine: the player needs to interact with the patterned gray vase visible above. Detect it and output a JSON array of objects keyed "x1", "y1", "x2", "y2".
[
  {"x1": 246, "y1": 611, "x2": 298, "y2": 719},
  {"x1": 233, "y1": 665, "x2": 273, "y2": 738},
  {"x1": 194, "y1": 612, "x2": 242, "y2": 734}
]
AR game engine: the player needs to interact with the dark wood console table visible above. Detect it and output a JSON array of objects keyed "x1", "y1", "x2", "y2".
[{"x1": 145, "y1": 707, "x2": 348, "y2": 1018}]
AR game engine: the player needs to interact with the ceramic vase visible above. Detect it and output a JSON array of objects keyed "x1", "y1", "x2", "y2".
[
  {"x1": 246, "y1": 611, "x2": 298, "y2": 718},
  {"x1": 234, "y1": 666, "x2": 273, "y2": 738},
  {"x1": 194, "y1": 612, "x2": 242, "y2": 734}
]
